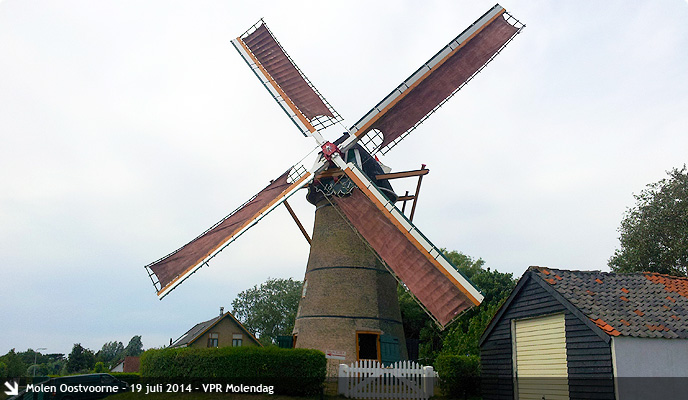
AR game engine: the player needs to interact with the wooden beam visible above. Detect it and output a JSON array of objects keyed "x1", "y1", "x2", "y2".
[
  {"x1": 401, "y1": 191, "x2": 410, "y2": 213},
  {"x1": 283, "y1": 199, "x2": 311, "y2": 245},
  {"x1": 409, "y1": 165, "x2": 426, "y2": 222},
  {"x1": 375, "y1": 168, "x2": 429, "y2": 181}
]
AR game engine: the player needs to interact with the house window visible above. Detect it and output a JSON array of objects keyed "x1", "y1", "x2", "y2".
[
  {"x1": 207, "y1": 332, "x2": 219, "y2": 347},
  {"x1": 232, "y1": 333, "x2": 243, "y2": 347},
  {"x1": 357, "y1": 332, "x2": 380, "y2": 361}
]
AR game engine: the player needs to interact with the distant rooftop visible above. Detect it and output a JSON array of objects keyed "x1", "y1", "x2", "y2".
[{"x1": 171, "y1": 314, "x2": 223, "y2": 347}]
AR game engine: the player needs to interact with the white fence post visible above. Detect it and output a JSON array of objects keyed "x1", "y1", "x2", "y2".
[
  {"x1": 338, "y1": 363, "x2": 349, "y2": 396},
  {"x1": 422, "y1": 365, "x2": 434, "y2": 398}
]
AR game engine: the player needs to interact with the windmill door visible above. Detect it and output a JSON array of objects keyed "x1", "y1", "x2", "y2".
[
  {"x1": 276, "y1": 335, "x2": 294, "y2": 348},
  {"x1": 380, "y1": 334, "x2": 401, "y2": 365},
  {"x1": 513, "y1": 313, "x2": 569, "y2": 400}
]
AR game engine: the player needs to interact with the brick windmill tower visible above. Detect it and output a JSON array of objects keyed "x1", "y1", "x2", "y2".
[{"x1": 144, "y1": 4, "x2": 523, "y2": 368}]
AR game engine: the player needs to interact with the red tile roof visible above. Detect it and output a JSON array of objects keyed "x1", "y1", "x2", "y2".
[
  {"x1": 645, "y1": 324, "x2": 669, "y2": 332},
  {"x1": 530, "y1": 267, "x2": 688, "y2": 339},
  {"x1": 644, "y1": 273, "x2": 688, "y2": 298},
  {"x1": 592, "y1": 318, "x2": 621, "y2": 336}
]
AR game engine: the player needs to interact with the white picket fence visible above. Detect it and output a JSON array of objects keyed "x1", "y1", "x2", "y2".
[{"x1": 338, "y1": 360, "x2": 437, "y2": 400}]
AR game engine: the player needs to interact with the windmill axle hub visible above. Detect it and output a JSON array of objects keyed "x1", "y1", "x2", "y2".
[{"x1": 321, "y1": 141, "x2": 342, "y2": 161}]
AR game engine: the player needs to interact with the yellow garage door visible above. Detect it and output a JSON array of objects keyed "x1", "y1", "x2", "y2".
[{"x1": 514, "y1": 313, "x2": 569, "y2": 400}]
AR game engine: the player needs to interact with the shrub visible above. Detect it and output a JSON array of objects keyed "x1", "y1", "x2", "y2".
[
  {"x1": 434, "y1": 354, "x2": 481, "y2": 399},
  {"x1": 110, "y1": 372, "x2": 141, "y2": 385},
  {"x1": 140, "y1": 346, "x2": 325, "y2": 396},
  {"x1": 0, "y1": 361, "x2": 7, "y2": 380},
  {"x1": 93, "y1": 362, "x2": 107, "y2": 373}
]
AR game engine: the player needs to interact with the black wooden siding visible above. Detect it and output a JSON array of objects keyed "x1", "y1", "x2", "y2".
[{"x1": 480, "y1": 273, "x2": 615, "y2": 400}]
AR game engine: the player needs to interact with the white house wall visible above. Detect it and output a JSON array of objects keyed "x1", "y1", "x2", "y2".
[
  {"x1": 612, "y1": 337, "x2": 688, "y2": 377},
  {"x1": 612, "y1": 337, "x2": 688, "y2": 400}
]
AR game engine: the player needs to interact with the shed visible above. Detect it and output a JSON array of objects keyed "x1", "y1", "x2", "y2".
[
  {"x1": 170, "y1": 309, "x2": 261, "y2": 349},
  {"x1": 480, "y1": 267, "x2": 688, "y2": 400}
]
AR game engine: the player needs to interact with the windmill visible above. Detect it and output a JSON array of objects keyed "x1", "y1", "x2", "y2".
[{"x1": 144, "y1": 4, "x2": 523, "y2": 366}]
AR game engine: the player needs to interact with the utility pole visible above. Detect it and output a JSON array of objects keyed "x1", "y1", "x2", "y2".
[{"x1": 33, "y1": 347, "x2": 47, "y2": 377}]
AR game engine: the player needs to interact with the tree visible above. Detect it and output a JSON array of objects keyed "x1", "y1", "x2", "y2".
[
  {"x1": 440, "y1": 301, "x2": 502, "y2": 357},
  {"x1": 18, "y1": 349, "x2": 49, "y2": 366},
  {"x1": 438, "y1": 261, "x2": 514, "y2": 362},
  {"x1": 0, "y1": 361, "x2": 8, "y2": 379},
  {"x1": 124, "y1": 336, "x2": 144, "y2": 357},
  {"x1": 27, "y1": 364, "x2": 49, "y2": 377},
  {"x1": 41, "y1": 354, "x2": 66, "y2": 375},
  {"x1": 96, "y1": 341, "x2": 124, "y2": 367},
  {"x1": 443, "y1": 250, "x2": 486, "y2": 280},
  {"x1": 66, "y1": 344, "x2": 96, "y2": 373},
  {"x1": 0, "y1": 349, "x2": 28, "y2": 377},
  {"x1": 93, "y1": 362, "x2": 107, "y2": 373},
  {"x1": 609, "y1": 166, "x2": 688, "y2": 276},
  {"x1": 231, "y1": 277, "x2": 303, "y2": 346}
]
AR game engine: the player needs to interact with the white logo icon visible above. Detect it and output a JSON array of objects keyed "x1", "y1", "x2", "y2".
[{"x1": 4, "y1": 381, "x2": 19, "y2": 396}]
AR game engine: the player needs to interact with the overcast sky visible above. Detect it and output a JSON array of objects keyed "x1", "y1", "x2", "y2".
[{"x1": 2, "y1": 0, "x2": 687, "y2": 356}]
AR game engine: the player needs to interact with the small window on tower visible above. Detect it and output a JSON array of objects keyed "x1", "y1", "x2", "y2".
[
  {"x1": 302, "y1": 280, "x2": 308, "y2": 297},
  {"x1": 207, "y1": 333, "x2": 219, "y2": 348}
]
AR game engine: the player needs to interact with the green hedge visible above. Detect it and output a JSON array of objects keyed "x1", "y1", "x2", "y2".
[
  {"x1": 434, "y1": 354, "x2": 481, "y2": 399},
  {"x1": 110, "y1": 372, "x2": 141, "y2": 385},
  {"x1": 140, "y1": 346, "x2": 325, "y2": 396}
]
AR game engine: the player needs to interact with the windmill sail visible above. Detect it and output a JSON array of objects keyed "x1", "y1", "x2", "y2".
[
  {"x1": 232, "y1": 21, "x2": 342, "y2": 135},
  {"x1": 333, "y1": 162, "x2": 484, "y2": 327},
  {"x1": 349, "y1": 4, "x2": 523, "y2": 155},
  {"x1": 145, "y1": 162, "x2": 319, "y2": 299}
]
